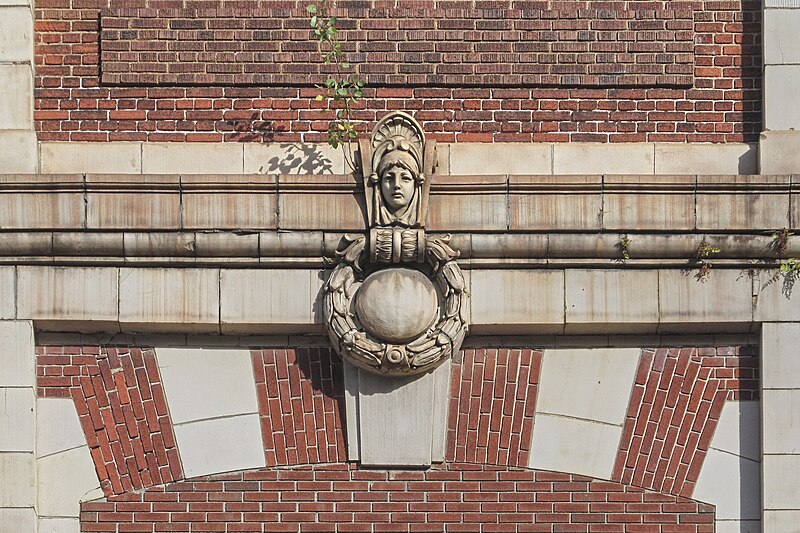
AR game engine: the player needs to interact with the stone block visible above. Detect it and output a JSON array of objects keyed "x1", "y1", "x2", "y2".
[
  {"x1": 172, "y1": 414, "x2": 265, "y2": 478},
  {"x1": 759, "y1": 130, "x2": 800, "y2": 174},
  {"x1": 195, "y1": 232, "x2": 259, "y2": 257},
  {"x1": 119, "y1": 268, "x2": 220, "y2": 333},
  {"x1": 696, "y1": 175, "x2": 790, "y2": 230},
  {"x1": 0, "y1": 130, "x2": 37, "y2": 173},
  {"x1": 0, "y1": 175, "x2": 84, "y2": 229},
  {"x1": 657, "y1": 269, "x2": 753, "y2": 332},
  {"x1": 470, "y1": 269, "x2": 564, "y2": 334},
  {"x1": 763, "y1": 390, "x2": 800, "y2": 454},
  {"x1": 38, "y1": 518, "x2": 80, "y2": 533},
  {"x1": 0, "y1": 268, "x2": 16, "y2": 320},
  {"x1": 342, "y1": 361, "x2": 360, "y2": 461},
  {"x1": 36, "y1": 446, "x2": 102, "y2": 517},
  {"x1": 449, "y1": 143, "x2": 552, "y2": 174},
  {"x1": 764, "y1": 511, "x2": 800, "y2": 533},
  {"x1": 36, "y1": 398, "x2": 86, "y2": 458},
  {"x1": 528, "y1": 414, "x2": 621, "y2": 480},
  {"x1": 155, "y1": 348, "x2": 259, "y2": 424},
  {"x1": 0, "y1": 452, "x2": 35, "y2": 507},
  {"x1": 0, "y1": 387, "x2": 34, "y2": 452},
  {"x1": 17, "y1": 266, "x2": 119, "y2": 331},
  {"x1": 508, "y1": 175, "x2": 602, "y2": 231},
  {"x1": 603, "y1": 175, "x2": 696, "y2": 231},
  {"x1": 715, "y1": 522, "x2": 759, "y2": 533},
  {"x1": 277, "y1": 175, "x2": 366, "y2": 231},
  {"x1": 0, "y1": 509, "x2": 36, "y2": 533},
  {"x1": 763, "y1": 455, "x2": 800, "y2": 510},
  {"x1": 0, "y1": 7, "x2": 32, "y2": 62},
  {"x1": 0, "y1": 321, "x2": 34, "y2": 387},
  {"x1": 710, "y1": 401, "x2": 760, "y2": 461},
  {"x1": 357, "y1": 367, "x2": 438, "y2": 467},
  {"x1": 552, "y1": 143, "x2": 655, "y2": 175},
  {"x1": 86, "y1": 175, "x2": 180, "y2": 230},
  {"x1": 428, "y1": 176, "x2": 508, "y2": 231},
  {"x1": 654, "y1": 143, "x2": 757, "y2": 175},
  {"x1": 40, "y1": 142, "x2": 141, "y2": 174},
  {"x1": 765, "y1": 9, "x2": 800, "y2": 65},
  {"x1": 244, "y1": 143, "x2": 346, "y2": 174},
  {"x1": 762, "y1": 323, "x2": 800, "y2": 389},
  {"x1": 220, "y1": 269, "x2": 322, "y2": 334},
  {"x1": 181, "y1": 174, "x2": 277, "y2": 229},
  {"x1": 537, "y1": 348, "x2": 640, "y2": 426},
  {"x1": 693, "y1": 449, "x2": 760, "y2": 520},
  {"x1": 765, "y1": 65, "x2": 800, "y2": 130},
  {"x1": 141, "y1": 143, "x2": 244, "y2": 174},
  {"x1": 565, "y1": 270, "x2": 659, "y2": 333},
  {"x1": 0, "y1": 64, "x2": 31, "y2": 129},
  {"x1": 754, "y1": 269, "x2": 800, "y2": 322}
]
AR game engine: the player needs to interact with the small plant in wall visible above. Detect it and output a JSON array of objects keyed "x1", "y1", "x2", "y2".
[
  {"x1": 308, "y1": 0, "x2": 365, "y2": 171},
  {"x1": 615, "y1": 234, "x2": 631, "y2": 263},
  {"x1": 771, "y1": 228, "x2": 793, "y2": 257},
  {"x1": 693, "y1": 240, "x2": 721, "y2": 282}
]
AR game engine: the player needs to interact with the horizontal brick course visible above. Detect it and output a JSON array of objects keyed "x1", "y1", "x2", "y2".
[
  {"x1": 99, "y1": 5, "x2": 695, "y2": 87},
  {"x1": 81, "y1": 463, "x2": 716, "y2": 532}
]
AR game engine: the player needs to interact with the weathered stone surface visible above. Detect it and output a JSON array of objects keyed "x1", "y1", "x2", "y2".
[
  {"x1": 696, "y1": 175, "x2": 790, "y2": 230},
  {"x1": 0, "y1": 388, "x2": 34, "y2": 452},
  {"x1": 17, "y1": 267, "x2": 119, "y2": 330},
  {"x1": 182, "y1": 174, "x2": 277, "y2": 229},
  {"x1": 509, "y1": 175, "x2": 602, "y2": 231},
  {"x1": 119, "y1": 268, "x2": 220, "y2": 333},
  {"x1": 658, "y1": 269, "x2": 753, "y2": 332},
  {"x1": 764, "y1": 511, "x2": 800, "y2": 533},
  {"x1": 155, "y1": 348, "x2": 259, "y2": 424},
  {"x1": 603, "y1": 175, "x2": 695, "y2": 231},
  {"x1": 427, "y1": 176, "x2": 508, "y2": 232},
  {"x1": 654, "y1": 143, "x2": 757, "y2": 174},
  {"x1": 763, "y1": 390, "x2": 800, "y2": 454},
  {"x1": 0, "y1": 130, "x2": 36, "y2": 173},
  {"x1": 528, "y1": 414, "x2": 621, "y2": 480},
  {"x1": 565, "y1": 270, "x2": 658, "y2": 333},
  {"x1": 470, "y1": 270, "x2": 564, "y2": 334},
  {"x1": 0, "y1": 175, "x2": 84, "y2": 229},
  {"x1": 0, "y1": 65, "x2": 32, "y2": 129},
  {"x1": 86, "y1": 175, "x2": 180, "y2": 230},
  {"x1": 354, "y1": 268, "x2": 438, "y2": 344},
  {"x1": 36, "y1": 398, "x2": 87, "y2": 458},
  {"x1": 36, "y1": 446, "x2": 102, "y2": 517},
  {"x1": 0, "y1": 321, "x2": 35, "y2": 387},
  {"x1": 449, "y1": 143, "x2": 551, "y2": 175},
  {"x1": 763, "y1": 455, "x2": 800, "y2": 510},
  {"x1": 278, "y1": 175, "x2": 366, "y2": 231},
  {"x1": 765, "y1": 9, "x2": 800, "y2": 65},
  {"x1": 220, "y1": 269, "x2": 322, "y2": 333},
  {"x1": 552, "y1": 143, "x2": 654, "y2": 174},
  {"x1": 0, "y1": 8, "x2": 33, "y2": 62},
  {"x1": 759, "y1": 130, "x2": 800, "y2": 174},
  {"x1": 765, "y1": 65, "x2": 800, "y2": 130},
  {"x1": 141, "y1": 143, "x2": 244, "y2": 174},
  {"x1": 41, "y1": 142, "x2": 141, "y2": 174},
  {"x1": 711, "y1": 401, "x2": 761, "y2": 461},
  {"x1": 693, "y1": 449, "x2": 760, "y2": 520},
  {"x1": 0, "y1": 453, "x2": 35, "y2": 507},
  {"x1": 0, "y1": 509, "x2": 36, "y2": 533},
  {"x1": 244, "y1": 143, "x2": 346, "y2": 174},
  {"x1": 172, "y1": 414, "x2": 265, "y2": 478},
  {"x1": 762, "y1": 323, "x2": 800, "y2": 389},
  {"x1": 38, "y1": 518, "x2": 80, "y2": 533},
  {"x1": 537, "y1": 348, "x2": 640, "y2": 426}
]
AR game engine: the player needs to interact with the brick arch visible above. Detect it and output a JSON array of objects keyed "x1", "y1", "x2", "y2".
[{"x1": 81, "y1": 463, "x2": 716, "y2": 532}]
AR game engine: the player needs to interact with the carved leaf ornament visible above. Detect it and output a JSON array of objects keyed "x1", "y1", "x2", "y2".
[{"x1": 323, "y1": 112, "x2": 469, "y2": 376}]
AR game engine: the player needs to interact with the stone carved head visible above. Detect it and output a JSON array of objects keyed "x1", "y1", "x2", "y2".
[{"x1": 364, "y1": 112, "x2": 429, "y2": 228}]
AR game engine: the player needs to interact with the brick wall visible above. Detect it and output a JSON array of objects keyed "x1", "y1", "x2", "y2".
[
  {"x1": 81, "y1": 463, "x2": 716, "y2": 533},
  {"x1": 34, "y1": 0, "x2": 761, "y2": 143}
]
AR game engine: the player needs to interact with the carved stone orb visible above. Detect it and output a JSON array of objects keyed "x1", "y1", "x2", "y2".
[{"x1": 354, "y1": 268, "x2": 438, "y2": 344}]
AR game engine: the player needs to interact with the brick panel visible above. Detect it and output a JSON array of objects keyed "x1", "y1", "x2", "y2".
[
  {"x1": 34, "y1": 0, "x2": 761, "y2": 142},
  {"x1": 612, "y1": 346, "x2": 759, "y2": 498},
  {"x1": 99, "y1": 5, "x2": 694, "y2": 87},
  {"x1": 447, "y1": 348, "x2": 541, "y2": 468},
  {"x1": 81, "y1": 463, "x2": 716, "y2": 532},
  {"x1": 252, "y1": 348, "x2": 346, "y2": 467},
  {"x1": 36, "y1": 346, "x2": 183, "y2": 496}
]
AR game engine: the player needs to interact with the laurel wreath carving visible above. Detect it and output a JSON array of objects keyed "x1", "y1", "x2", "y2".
[{"x1": 323, "y1": 235, "x2": 469, "y2": 376}]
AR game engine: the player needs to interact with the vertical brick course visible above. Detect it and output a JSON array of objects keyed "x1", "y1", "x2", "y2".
[
  {"x1": 447, "y1": 348, "x2": 541, "y2": 468},
  {"x1": 612, "y1": 346, "x2": 758, "y2": 498},
  {"x1": 36, "y1": 346, "x2": 184, "y2": 496}
]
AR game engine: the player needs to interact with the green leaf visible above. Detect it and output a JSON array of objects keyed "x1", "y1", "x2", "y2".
[
  {"x1": 306, "y1": 5, "x2": 317, "y2": 13},
  {"x1": 315, "y1": 94, "x2": 324, "y2": 101},
  {"x1": 341, "y1": 62, "x2": 349, "y2": 69},
  {"x1": 310, "y1": 15, "x2": 317, "y2": 27},
  {"x1": 337, "y1": 88, "x2": 348, "y2": 97}
]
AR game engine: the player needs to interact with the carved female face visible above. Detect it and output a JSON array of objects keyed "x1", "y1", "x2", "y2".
[{"x1": 380, "y1": 165, "x2": 415, "y2": 211}]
